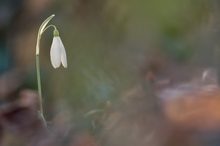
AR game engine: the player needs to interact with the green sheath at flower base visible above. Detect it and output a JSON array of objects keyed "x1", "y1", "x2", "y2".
[{"x1": 53, "y1": 29, "x2": 60, "y2": 37}]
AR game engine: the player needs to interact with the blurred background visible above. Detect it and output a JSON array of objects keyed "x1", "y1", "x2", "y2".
[{"x1": 1, "y1": 0, "x2": 220, "y2": 146}]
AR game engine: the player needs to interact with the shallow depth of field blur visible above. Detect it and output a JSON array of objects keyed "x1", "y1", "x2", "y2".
[{"x1": 2, "y1": 0, "x2": 220, "y2": 146}]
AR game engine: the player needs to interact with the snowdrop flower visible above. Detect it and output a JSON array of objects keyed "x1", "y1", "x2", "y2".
[
  {"x1": 35, "y1": 14, "x2": 68, "y2": 127},
  {"x1": 50, "y1": 29, "x2": 67, "y2": 68}
]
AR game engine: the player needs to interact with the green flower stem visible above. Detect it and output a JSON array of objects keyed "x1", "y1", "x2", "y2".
[
  {"x1": 42, "y1": 25, "x2": 57, "y2": 34},
  {"x1": 36, "y1": 35, "x2": 47, "y2": 127},
  {"x1": 36, "y1": 54, "x2": 43, "y2": 113},
  {"x1": 35, "y1": 14, "x2": 56, "y2": 127}
]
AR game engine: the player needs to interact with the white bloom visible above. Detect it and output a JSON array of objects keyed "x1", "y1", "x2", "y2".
[{"x1": 50, "y1": 36, "x2": 67, "y2": 68}]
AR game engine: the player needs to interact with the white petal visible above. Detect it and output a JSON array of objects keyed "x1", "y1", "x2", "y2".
[
  {"x1": 50, "y1": 37, "x2": 61, "y2": 68},
  {"x1": 57, "y1": 37, "x2": 68, "y2": 68}
]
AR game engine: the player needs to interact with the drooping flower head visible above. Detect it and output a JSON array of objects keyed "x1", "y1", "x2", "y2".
[{"x1": 50, "y1": 29, "x2": 67, "y2": 68}]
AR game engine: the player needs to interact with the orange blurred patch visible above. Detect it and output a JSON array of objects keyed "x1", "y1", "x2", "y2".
[{"x1": 162, "y1": 86, "x2": 220, "y2": 131}]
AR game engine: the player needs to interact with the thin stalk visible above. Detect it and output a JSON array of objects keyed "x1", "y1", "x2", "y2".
[
  {"x1": 42, "y1": 25, "x2": 57, "y2": 34},
  {"x1": 36, "y1": 35, "x2": 47, "y2": 127},
  {"x1": 35, "y1": 14, "x2": 55, "y2": 127},
  {"x1": 36, "y1": 55, "x2": 43, "y2": 113}
]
